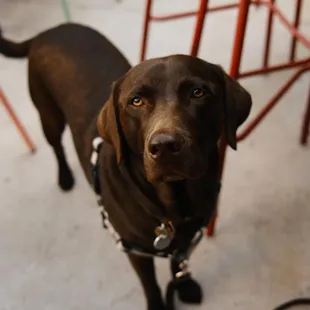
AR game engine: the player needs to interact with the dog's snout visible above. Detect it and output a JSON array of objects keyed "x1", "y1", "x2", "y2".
[{"x1": 148, "y1": 133, "x2": 184, "y2": 159}]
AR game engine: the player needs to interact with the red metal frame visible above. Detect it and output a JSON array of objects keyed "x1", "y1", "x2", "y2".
[
  {"x1": 207, "y1": 0, "x2": 309, "y2": 236},
  {"x1": 237, "y1": 66, "x2": 310, "y2": 142},
  {"x1": 239, "y1": 58, "x2": 309, "y2": 78},
  {"x1": 290, "y1": 0, "x2": 303, "y2": 61},
  {"x1": 263, "y1": 0, "x2": 275, "y2": 67},
  {"x1": 191, "y1": 0, "x2": 209, "y2": 57},
  {"x1": 0, "y1": 87, "x2": 36, "y2": 153},
  {"x1": 140, "y1": 0, "x2": 310, "y2": 236},
  {"x1": 140, "y1": 1, "x2": 241, "y2": 61}
]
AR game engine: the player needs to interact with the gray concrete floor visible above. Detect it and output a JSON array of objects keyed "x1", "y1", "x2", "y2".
[{"x1": 1, "y1": 0, "x2": 310, "y2": 309}]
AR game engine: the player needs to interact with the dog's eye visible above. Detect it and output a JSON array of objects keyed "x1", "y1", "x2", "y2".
[
  {"x1": 191, "y1": 88, "x2": 205, "y2": 98},
  {"x1": 131, "y1": 96, "x2": 144, "y2": 107}
]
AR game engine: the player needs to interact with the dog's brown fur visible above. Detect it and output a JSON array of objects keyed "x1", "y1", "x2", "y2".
[{"x1": 0, "y1": 23, "x2": 252, "y2": 310}]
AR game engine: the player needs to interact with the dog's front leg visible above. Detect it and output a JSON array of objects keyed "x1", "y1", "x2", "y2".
[
  {"x1": 128, "y1": 254, "x2": 166, "y2": 310},
  {"x1": 170, "y1": 258, "x2": 202, "y2": 304}
]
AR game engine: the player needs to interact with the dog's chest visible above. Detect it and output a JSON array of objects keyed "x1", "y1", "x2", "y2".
[{"x1": 95, "y1": 143, "x2": 219, "y2": 252}]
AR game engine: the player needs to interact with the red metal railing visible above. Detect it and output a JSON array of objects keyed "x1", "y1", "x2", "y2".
[{"x1": 0, "y1": 87, "x2": 36, "y2": 153}]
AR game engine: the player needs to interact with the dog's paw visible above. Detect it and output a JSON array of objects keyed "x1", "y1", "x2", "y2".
[
  {"x1": 58, "y1": 169, "x2": 75, "y2": 191},
  {"x1": 176, "y1": 277, "x2": 203, "y2": 304}
]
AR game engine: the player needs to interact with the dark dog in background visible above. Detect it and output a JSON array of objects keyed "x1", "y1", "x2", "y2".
[{"x1": 0, "y1": 23, "x2": 251, "y2": 310}]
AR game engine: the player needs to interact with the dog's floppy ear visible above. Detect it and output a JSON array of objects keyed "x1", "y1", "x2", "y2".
[
  {"x1": 97, "y1": 78, "x2": 126, "y2": 164},
  {"x1": 217, "y1": 66, "x2": 252, "y2": 150}
]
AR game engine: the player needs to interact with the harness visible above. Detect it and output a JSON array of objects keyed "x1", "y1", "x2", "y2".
[{"x1": 90, "y1": 136, "x2": 220, "y2": 288}]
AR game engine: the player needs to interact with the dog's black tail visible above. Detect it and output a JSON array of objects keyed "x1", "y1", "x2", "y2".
[{"x1": 0, "y1": 28, "x2": 32, "y2": 58}]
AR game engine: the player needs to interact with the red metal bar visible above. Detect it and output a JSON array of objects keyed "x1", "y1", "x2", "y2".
[
  {"x1": 191, "y1": 0, "x2": 209, "y2": 57},
  {"x1": 260, "y1": 0, "x2": 310, "y2": 48},
  {"x1": 239, "y1": 57, "x2": 310, "y2": 79},
  {"x1": 0, "y1": 88, "x2": 36, "y2": 153},
  {"x1": 207, "y1": 211, "x2": 217, "y2": 237},
  {"x1": 229, "y1": 0, "x2": 251, "y2": 78},
  {"x1": 151, "y1": 11, "x2": 199, "y2": 21},
  {"x1": 140, "y1": 0, "x2": 153, "y2": 62},
  {"x1": 290, "y1": 0, "x2": 303, "y2": 61},
  {"x1": 150, "y1": 3, "x2": 239, "y2": 22},
  {"x1": 207, "y1": 0, "x2": 250, "y2": 237},
  {"x1": 237, "y1": 66, "x2": 310, "y2": 141},
  {"x1": 263, "y1": 0, "x2": 275, "y2": 67},
  {"x1": 300, "y1": 84, "x2": 310, "y2": 145}
]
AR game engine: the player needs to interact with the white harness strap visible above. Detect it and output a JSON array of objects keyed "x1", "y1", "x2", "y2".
[{"x1": 91, "y1": 137, "x2": 125, "y2": 251}]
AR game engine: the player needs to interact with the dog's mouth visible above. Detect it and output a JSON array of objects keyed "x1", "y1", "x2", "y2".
[
  {"x1": 161, "y1": 174, "x2": 186, "y2": 182},
  {"x1": 145, "y1": 163, "x2": 206, "y2": 183},
  {"x1": 147, "y1": 172, "x2": 185, "y2": 184}
]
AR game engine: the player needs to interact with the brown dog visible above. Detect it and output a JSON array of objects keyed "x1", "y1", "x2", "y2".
[{"x1": 0, "y1": 23, "x2": 252, "y2": 310}]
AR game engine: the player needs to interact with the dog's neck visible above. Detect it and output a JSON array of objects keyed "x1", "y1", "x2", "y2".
[
  {"x1": 127, "y1": 147, "x2": 219, "y2": 227},
  {"x1": 154, "y1": 181, "x2": 192, "y2": 224}
]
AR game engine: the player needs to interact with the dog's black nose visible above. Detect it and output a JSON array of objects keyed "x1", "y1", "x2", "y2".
[{"x1": 148, "y1": 133, "x2": 184, "y2": 159}]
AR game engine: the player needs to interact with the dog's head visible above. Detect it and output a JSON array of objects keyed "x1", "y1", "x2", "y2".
[{"x1": 97, "y1": 55, "x2": 252, "y2": 183}]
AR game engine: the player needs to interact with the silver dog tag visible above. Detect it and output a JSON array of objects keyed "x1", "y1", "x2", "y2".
[{"x1": 153, "y1": 234, "x2": 171, "y2": 250}]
